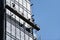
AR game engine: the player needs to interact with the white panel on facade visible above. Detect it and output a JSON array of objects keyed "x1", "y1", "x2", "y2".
[
  {"x1": 19, "y1": 0, "x2": 22, "y2": 5},
  {"x1": 23, "y1": 0, "x2": 26, "y2": 8},
  {"x1": 28, "y1": 14, "x2": 31, "y2": 19},
  {"x1": 24, "y1": 11, "x2": 27, "y2": 18},
  {"x1": 30, "y1": 37, "x2": 33, "y2": 40},
  {"x1": 12, "y1": 39, "x2": 14, "y2": 40},
  {"x1": 6, "y1": 21, "x2": 11, "y2": 33},
  {"x1": 25, "y1": 23, "x2": 31, "y2": 28},
  {"x1": 12, "y1": 25, "x2": 15, "y2": 36},
  {"x1": 6, "y1": 0, "x2": 10, "y2": 3},
  {"x1": 15, "y1": 4, "x2": 18, "y2": 12},
  {"x1": 20, "y1": 19, "x2": 24, "y2": 24},
  {"x1": 19, "y1": 7, "x2": 23, "y2": 13},
  {"x1": 6, "y1": 0, "x2": 10, "y2": 6},
  {"x1": 6, "y1": 35, "x2": 10, "y2": 40},
  {"x1": 25, "y1": 23, "x2": 28, "y2": 28},
  {"x1": 16, "y1": 16, "x2": 19, "y2": 22},
  {"x1": 16, "y1": 28, "x2": 20, "y2": 39},
  {"x1": 6, "y1": 9, "x2": 10, "y2": 15},
  {"x1": 21, "y1": 31, "x2": 24, "y2": 40},
  {"x1": 20, "y1": 8, "x2": 23, "y2": 14},
  {"x1": 27, "y1": 2, "x2": 30, "y2": 11},
  {"x1": 16, "y1": 0, "x2": 18, "y2": 2}
]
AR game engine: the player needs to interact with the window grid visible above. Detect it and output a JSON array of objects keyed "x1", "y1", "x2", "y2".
[
  {"x1": 6, "y1": 0, "x2": 33, "y2": 27},
  {"x1": 6, "y1": 0, "x2": 31, "y2": 13},
  {"x1": 6, "y1": 0, "x2": 33, "y2": 40},
  {"x1": 6, "y1": 0, "x2": 32, "y2": 23},
  {"x1": 11, "y1": 0, "x2": 31, "y2": 15},
  {"x1": 6, "y1": 14, "x2": 33, "y2": 40},
  {"x1": 6, "y1": 13, "x2": 33, "y2": 35}
]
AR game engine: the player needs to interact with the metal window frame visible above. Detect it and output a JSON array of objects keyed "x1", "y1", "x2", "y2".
[
  {"x1": 6, "y1": 14, "x2": 34, "y2": 40},
  {"x1": 6, "y1": 14, "x2": 33, "y2": 36}
]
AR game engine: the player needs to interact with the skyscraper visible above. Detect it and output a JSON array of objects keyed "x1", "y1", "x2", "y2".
[{"x1": 0, "y1": 0, "x2": 40, "y2": 40}]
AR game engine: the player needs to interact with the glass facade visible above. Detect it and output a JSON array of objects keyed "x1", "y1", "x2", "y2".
[
  {"x1": 6, "y1": 0, "x2": 32, "y2": 25},
  {"x1": 6, "y1": 14, "x2": 33, "y2": 40},
  {"x1": 6, "y1": 0, "x2": 33, "y2": 40}
]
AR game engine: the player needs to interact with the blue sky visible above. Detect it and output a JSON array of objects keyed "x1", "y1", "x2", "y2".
[{"x1": 31, "y1": 0, "x2": 60, "y2": 40}]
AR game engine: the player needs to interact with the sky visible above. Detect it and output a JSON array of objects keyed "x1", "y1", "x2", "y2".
[{"x1": 31, "y1": 0, "x2": 60, "y2": 40}]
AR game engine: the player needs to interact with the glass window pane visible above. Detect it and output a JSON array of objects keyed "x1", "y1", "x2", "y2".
[
  {"x1": 6, "y1": 0, "x2": 10, "y2": 6},
  {"x1": 6, "y1": 21, "x2": 11, "y2": 33},
  {"x1": 6, "y1": 35, "x2": 10, "y2": 40},
  {"x1": 24, "y1": 11, "x2": 27, "y2": 18},
  {"x1": 23, "y1": 0, "x2": 26, "y2": 8},
  {"x1": 30, "y1": 37, "x2": 33, "y2": 40},
  {"x1": 20, "y1": 8, "x2": 23, "y2": 14},
  {"x1": 21, "y1": 31, "x2": 24, "y2": 40},
  {"x1": 19, "y1": 0, "x2": 22, "y2": 5},
  {"x1": 25, "y1": 34, "x2": 28, "y2": 40},
  {"x1": 12, "y1": 25, "x2": 15, "y2": 36},
  {"x1": 16, "y1": 28, "x2": 20, "y2": 39}
]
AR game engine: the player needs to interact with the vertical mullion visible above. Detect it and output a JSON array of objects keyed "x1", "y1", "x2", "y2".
[
  {"x1": 24, "y1": 27, "x2": 25, "y2": 40},
  {"x1": 14, "y1": 0, "x2": 16, "y2": 40},
  {"x1": 4, "y1": 0, "x2": 6, "y2": 40},
  {"x1": 26, "y1": 0, "x2": 28, "y2": 19},
  {"x1": 20, "y1": 0, "x2": 23, "y2": 38},
  {"x1": 12, "y1": 0, "x2": 16, "y2": 40},
  {"x1": 18, "y1": 0, "x2": 21, "y2": 40},
  {"x1": 10, "y1": 0, "x2": 12, "y2": 40}
]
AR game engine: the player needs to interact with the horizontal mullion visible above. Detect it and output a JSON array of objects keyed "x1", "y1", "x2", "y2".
[
  {"x1": 5, "y1": 5, "x2": 40, "y2": 31},
  {"x1": 6, "y1": 14, "x2": 33, "y2": 37}
]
